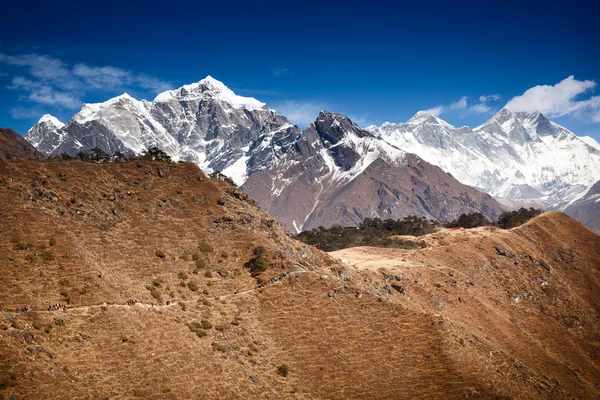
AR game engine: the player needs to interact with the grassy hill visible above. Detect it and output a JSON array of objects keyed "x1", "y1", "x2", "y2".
[{"x1": 1, "y1": 159, "x2": 599, "y2": 399}]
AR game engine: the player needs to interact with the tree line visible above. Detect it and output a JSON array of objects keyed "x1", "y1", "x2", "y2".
[
  {"x1": 54, "y1": 146, "x2": 172, "y2": 163},
  {"x1": 295, "y1": 216, "x2": 437, "y2": 252},
  {"x1": 295, "y1": 209, "x2": 543, "y2": 251},
  {"x1": 444, "y1": 208, "x2": 542, "y2": 229}
]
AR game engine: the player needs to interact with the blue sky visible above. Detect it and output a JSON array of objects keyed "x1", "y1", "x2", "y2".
[{"x1": 1, "y1": 0, "x2": 598, "y2": 140}]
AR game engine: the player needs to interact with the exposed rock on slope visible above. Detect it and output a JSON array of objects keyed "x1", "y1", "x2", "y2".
[
  {"x1": 564, "y1": 180, "x2": 600, "y2": 233},
  {"x1": 0, "y1": 128, "x2": 44, "y2": 161},
  {"x1": 243, "y1": 111, "x2": 503, "y2": 231},
  {"x1": 0, "y1": 161, "x2": 598, "y2": 398}
]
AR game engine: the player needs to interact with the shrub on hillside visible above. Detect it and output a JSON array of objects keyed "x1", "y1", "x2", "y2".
[
  {"x1": 188, "y1": 321, "x2": 208, "y2": 337},
  {"x1": 276, "y1": 364, "x2": 289, "y2": 377},
  {"x1": 41, "y1": 250, "x2": 55, "y2": 261},
  {"x1": 150, "y1": 288, "x2": 161, "y2": 301},
  {"x1": 141, "y1": 146, "x2": 172, "y2": 162},
  {"x1": 187, "y1": 280, "x2": 199, "y2": 292},
  {"x1": 155, "y1": 250, "x2": 166, "y2": 259},
  {"x1": 200, "y1": 319, "x2": 213, "y2": 330},
  {"x1": 198, "y1": 242, "x2": 213, "y2": 254},
  {"x1": 244, "y1": 246, "x2": 270, "y2": 277}
]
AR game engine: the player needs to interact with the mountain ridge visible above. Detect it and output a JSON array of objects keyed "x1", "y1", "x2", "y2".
[{"x1": 21, "y1": 77, "x2": 600, "y2": 230}]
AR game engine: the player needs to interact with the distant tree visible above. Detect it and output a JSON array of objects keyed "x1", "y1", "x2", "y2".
[
  {"x1": 445, "y1": 212, "x2": 489, "y2": 229},
  {"x1": 88, "y1": 146, "x2": 110, "y2": 162},
  {"x1": 497, "y1": 207, "x2": 542, "y2": 229},
  {"x1": 112, "y1": 151, "x2": 128, "y2": 162},
  {"x1": 209, "y1": 171, "x2": 237, "y2": 187},
  {"x1": 141, "y1": 146, "x2": 171, "y2": 162},
  {"x1": 59, "y1": 152, "x2": 73, "y2": 160},
  {"x1": 76, "y1": 151, "x2": 90, "y2": 161}
]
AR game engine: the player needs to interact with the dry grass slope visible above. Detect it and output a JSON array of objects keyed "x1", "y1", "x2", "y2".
[{"x1": 0, "y1": 159, "x2": 599, "y2": 399}]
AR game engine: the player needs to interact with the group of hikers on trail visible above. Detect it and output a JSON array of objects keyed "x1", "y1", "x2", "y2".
[
  {"x1": 126, "y1": 299, "x2": 138, "y2": 306},
  {"x1": 47, "y1": 303, "x2": 67, "y2": 311},
  {"x1": 15, "y1": 306, "x2": 31, "y2": 313}
]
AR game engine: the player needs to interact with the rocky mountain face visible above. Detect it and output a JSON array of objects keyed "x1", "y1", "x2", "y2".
[
  {"x1": 24, "y1": 77, "x2": 599, "y2": 231},
  {"x1": 564, "y1": 180, "x2": 600, "y2": 234},
  {"x1": 24, "y1": 77, "x2": 293, "y2": 184},
  {"x1": 367, "y1": 108, "x2": 600, "y2": 208},
  {"x1": 242, "y1": 111, "x2": 503, "y2": 232},
  {"x1": 0, "y1": 128, "x2": 44, "y2": 161}
]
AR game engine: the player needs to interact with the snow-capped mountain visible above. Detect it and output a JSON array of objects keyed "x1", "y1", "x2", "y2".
[
  {"x1": 25, "y1": 76, "x2": 294, "y2": 184},
  {"x1": 24, "y1": 77, "x2": 599, "y2": 232},
  {"x1": 25, "y1": 114, "x2": 65, "y2": 150},
  {"x1": 242, "y1": 111, "x2": 503, "y2": 232},
  {"x1": 367, "y1": 108, "x2": 600, "y2": 209},
  {"x1": 564, "y1": 180, "x2": 600, "y2": 234}
]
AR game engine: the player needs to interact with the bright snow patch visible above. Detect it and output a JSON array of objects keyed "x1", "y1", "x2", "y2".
[
  {"x1": 580, "y1": 136, "x2": 600, "y2": 152},
  {"x1": 38, "y1": 114, "x2": 64, "y2": 128},
  {"x1": 153, "y1": 76, "x2": 266, "y2": 111}
]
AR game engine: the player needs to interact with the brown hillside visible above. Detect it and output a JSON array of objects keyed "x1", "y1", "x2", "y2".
[
  {"x1": 331, "y1": 213, "x2": 600, "y2": 399},
  {"x1": 1, "y1": 160, "x2": 599, "y2": 399},
  {"x1": 0, "y1": 128, "x2": 44, "y2": 161}
]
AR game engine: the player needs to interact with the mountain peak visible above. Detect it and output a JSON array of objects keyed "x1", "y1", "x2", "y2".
[
  {"x1": 317, "y1": 109, "x2": 346, "y2": 120},
  {"x1": 37, "y1": 114, "x2": 64, "y2": 128},
  {"x1": 407, "y1": 111, "x2": 453, "y2": 127},
  {"x1": 198, "y1": 75, "x2": 228, "y2": 91},
  {"x1": 315, "y1": 110, "x2": 358, "y2": 131},
  {"x1": 500, "y1": 106, "x2": 545, "y2": 121},
  {"x1": 153, "y1": 76, "x2": 266, "y2": 111}
]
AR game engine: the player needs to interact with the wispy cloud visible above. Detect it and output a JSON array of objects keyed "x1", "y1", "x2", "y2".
[
  {"x1": 72, "y1": 64, "x2": 170, "y2": 92},
  {"x1": 271, "y1": 67, "x2": 288, "y2": 77},
  {"x1": 425, "y1": 94, "x2": 501, "y2": 117},
  {"x1": 272, "y1": 100, "x2": 324, "y2": 128},
  {"x1": 0, "y1": 51, "x2": 172, "y2": 113},
  {"x1": 450, "y1": 96, "x2": 468, "y2": 110},
  {"x1": 424, "y1": 105, "x2": 444, "y2": 117},
  {"x1": 10, "y1": 76, "x2": 81, "y2": 108},
  {"x1": 506, "y1": 76, "x2": 600, "y2": 122},
  {"x1": 347, "y1": 113, "x2": 374, "y2": 128}
]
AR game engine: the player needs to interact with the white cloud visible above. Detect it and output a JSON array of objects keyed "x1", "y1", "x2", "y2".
[
  {"x1": 0, "y1": 52, "x2": 171, "y2": 111},
  {"x1": 272, "y1": 100, "x2": 324, "y2": 128},
  {"x1": 72, "y1": 64, "x2": 171, "y2": 92},
  {"x1": 450, "y1": 96, "x2": 468, "y2": 110},
  {"x1": 9, "y1": 76, "x2": 81, "y2": 108},
  {"x1": 506, "y1": 76, "x2": 600, "y2": 122},
  {"x1": 424, "y1": 105, "x2": 445, "y2": 117},
  {"x1": 426, "y1": 94, "x2": 500, "y2": 117},
  {"x1": 479, "y1": 94, "x2": 500, "y2": 102}
]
